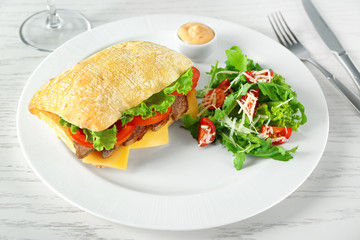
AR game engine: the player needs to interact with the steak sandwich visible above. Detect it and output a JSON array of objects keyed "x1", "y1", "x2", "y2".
[{"x1": 29, "y1": 41, "x2": 199, "y2": 169}]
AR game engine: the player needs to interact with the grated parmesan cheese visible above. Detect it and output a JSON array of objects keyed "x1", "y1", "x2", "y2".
[{"x1": 275, "y1": 97, "x2": 294, "y2": 108}]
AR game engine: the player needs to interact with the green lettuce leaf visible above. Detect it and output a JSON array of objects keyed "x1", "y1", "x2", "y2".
[
  {"x1": 82, "y1": 129, "x2": 94, "y2": 143},
  {"x1": 164, "y1": 67, "x2": 193, "y2": 95},
  {"x1": 119, "y1": 91, "x2": 175, "y2": 125},
  {"x1": 59, "y1": 117, "x2": 79, "y2": 134},
  {"x1": 119, "y1": 67, "x2": 193, "y2": 125},
  {"x1": 59, "y1": 117, "x2": 118, "y2": 151},
  {"x1": 84, "y1": 126, "x2": 118, "y2": 151}
]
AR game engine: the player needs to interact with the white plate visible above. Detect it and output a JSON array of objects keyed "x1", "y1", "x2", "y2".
[{"x1": 17, "y1": 14, "x2": 329, "y2": 230}]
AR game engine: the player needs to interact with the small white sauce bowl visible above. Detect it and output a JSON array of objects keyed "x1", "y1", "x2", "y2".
[{"x1": 176, "y1": 23, "x2": 217, "y2": 63}]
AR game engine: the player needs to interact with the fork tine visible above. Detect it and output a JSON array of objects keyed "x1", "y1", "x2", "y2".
[
  {"x1": 273, "y1": 12, "x2": 295, "y2": 45},
  {"x1": 267, "y1": 15, "x2": 286, "y2": 46},
  {"x1": 268, "y1": 13, "x2": 291, "y2": 47},
  {"x1": 277, "y1": 12, "x2": 299, "y2": 43}
]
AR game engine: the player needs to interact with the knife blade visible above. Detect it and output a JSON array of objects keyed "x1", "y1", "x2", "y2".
[{"x1": 302, "y1": 0, "x2": 360, "y2": 91}]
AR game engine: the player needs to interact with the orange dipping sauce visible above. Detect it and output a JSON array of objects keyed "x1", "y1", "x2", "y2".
[{"x1": 178, "y1": 23, "x2": 215, "y2": 45}]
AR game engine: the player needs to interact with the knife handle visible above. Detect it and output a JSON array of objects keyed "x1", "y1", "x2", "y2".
[
  {"x1": 334, "y1": 52, "x2": 360, "y2": 92},
  {"x1": 305, "y1": 58, "x2": 360, "y2": 113}
]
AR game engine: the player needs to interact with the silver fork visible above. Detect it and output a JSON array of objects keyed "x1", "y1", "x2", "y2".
[{"x1": 268, "y1": 12, "x2": 360, "y2": 113}]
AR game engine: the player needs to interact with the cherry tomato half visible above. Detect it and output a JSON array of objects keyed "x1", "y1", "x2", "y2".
[
  {"x1": 202, "y1": 88, "x2": 226, "y2": 110},
  {"x1": 262, "y1": 126, "x2": 292, "y2": 145},
  {"x1": 198, "y1": 117, "x2": 216, "y2": 147},
  {"x1": 218, "y1": 78, "x2": 231, "y2": 96},
  {"x1": 245, "y1": 70, "x2": 274, "y2": 83},
  {"x1": 240, "y1": 88, "x2": 259, "y2": 117}
]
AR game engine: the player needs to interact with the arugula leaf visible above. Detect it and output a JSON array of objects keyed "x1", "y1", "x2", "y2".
[
  {"x1": 225, "y1": 46, "x2": 248, "y2": 72},
  {"x1": 233, "y1": 152, "x2": 246, "y2": 170},
  {"x1": 258, "y1": 74, "x2": 296, "y2": 100},
  {"x1": 290, "y1": 98, "x2": 307, "y2": 125},
  {"x1": 249, "y1": 138, "x2": 298, "y2": 161},
  {"x1": 206, "y1": 60, "x2": 223, "y2": 89},
  {"x1": 197, "y1": 53, "x2": 261, "y2": 97},
  {"x1": 218, "y1": 127, "x2": 298, "y2": 169},
  {"x1": 222, "y1": 83, "x2": 253, "y2": 116},
  {"x1": 247, "y1": 59, "x2": 263, "y2": 71},
  {"x1": 257, "y1": 82, "x2": 294, "y2": 101},
  {"x1": 217, "y1": 131, "x2": 247, "y2": 170}
]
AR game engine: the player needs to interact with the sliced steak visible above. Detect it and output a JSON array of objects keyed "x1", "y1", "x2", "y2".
[
  {"x1": 122, "y1": 125, "x2": 149, "y2": 146},
  {"x1": 102, "y1": 145, "x2": 120, "y2": 159},
  {"x1": 74, "y1": 141, "x2": 94, "y2": 159},
  {"x1": 171, "y1": 95, "x2": 188, "y2": 121},
  {"x1": 150, "y1": 115, "x2": 170, "y2": 131}
]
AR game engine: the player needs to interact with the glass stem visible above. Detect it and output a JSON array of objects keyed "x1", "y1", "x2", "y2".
[{"x1": 46, "y1": 0, "x2": 61, "y2": 29}]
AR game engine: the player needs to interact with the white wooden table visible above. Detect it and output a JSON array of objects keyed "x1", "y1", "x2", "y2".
[{"x1": 1, "y1": 0, "x2": 360, "y2": 239}]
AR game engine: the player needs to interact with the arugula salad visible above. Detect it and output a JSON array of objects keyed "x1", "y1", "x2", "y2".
[{"x1": 182, "y1": 46, "x2": 307, "y2": 170}]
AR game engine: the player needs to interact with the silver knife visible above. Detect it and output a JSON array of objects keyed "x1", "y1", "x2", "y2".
[{"x1": 302, "y1": 0, "x2": 360, "y2": 92}]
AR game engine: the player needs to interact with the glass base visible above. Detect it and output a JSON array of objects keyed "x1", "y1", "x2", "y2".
[{"x1": 19, "y1": 9, "x2": 91, "y2": 52}]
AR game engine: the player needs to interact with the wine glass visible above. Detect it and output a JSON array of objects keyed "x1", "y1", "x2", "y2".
[{"x1": 19, "y1": 0, "x2": 91, "y2": 52}]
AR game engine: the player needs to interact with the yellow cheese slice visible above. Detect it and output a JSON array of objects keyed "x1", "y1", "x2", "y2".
[
  {"x1": 81, "y1": 88, "x2": 199, "y2": 170},
  {"x1": 82, "y1": 125, "x2": 169, "y2": 169},
  {"x1": 82, "y1": 146, "x2": 130, "y2": 169},
  {"x1": 130, "y1": 125, "x2": 169, "y2": 149},
  {"x1": 185, "y1": 88, "x2": 199, "y2": 118}
]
